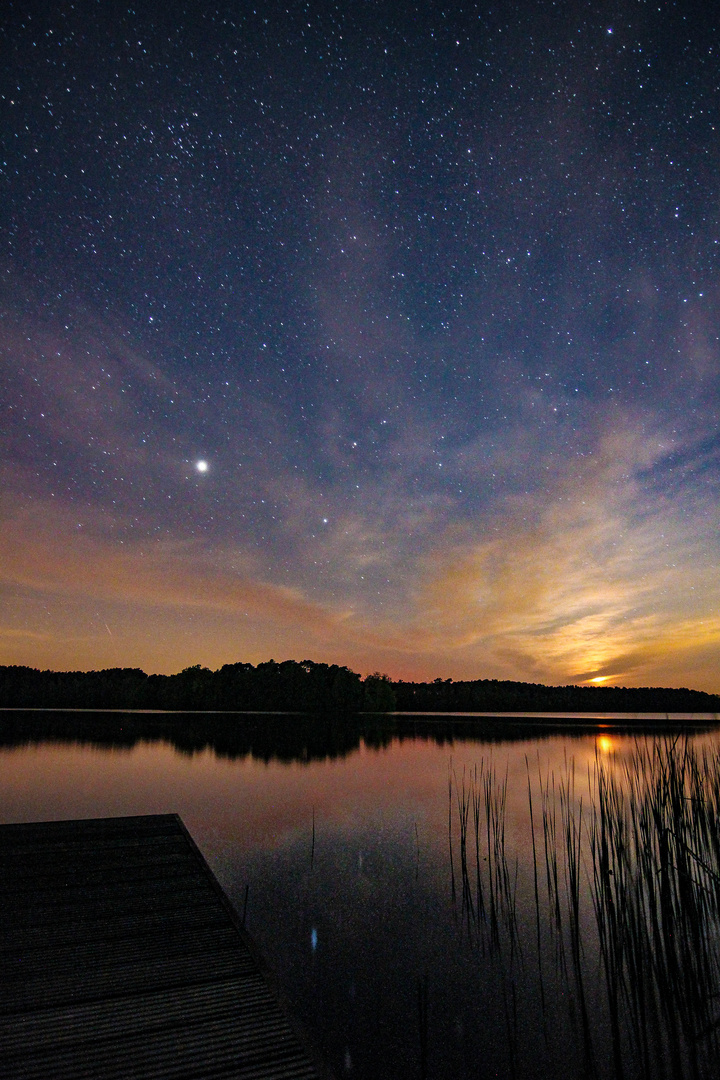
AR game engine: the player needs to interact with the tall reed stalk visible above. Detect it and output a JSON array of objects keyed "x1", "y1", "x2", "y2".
[
  {"x1": 453, "y1": 738, "x2": 720, "y2": 1079},
  {"x1": 451, "y1": 760, "x2": 518, "y2": 952},
  {"x1": 451, "y1": 758, "x2": 521, "y2": 1072}
]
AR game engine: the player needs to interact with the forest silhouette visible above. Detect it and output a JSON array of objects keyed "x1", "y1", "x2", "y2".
[{"x1": 1, "y1": 660, "x2": 718, "y2": 715}]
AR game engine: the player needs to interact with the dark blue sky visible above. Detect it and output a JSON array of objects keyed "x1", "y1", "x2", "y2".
[{"x1": 2, "y1": 0, "x2": 719, "y2": 689}]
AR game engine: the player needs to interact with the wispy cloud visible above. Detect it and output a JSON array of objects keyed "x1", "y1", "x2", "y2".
[
  {"x1": 0, "y1": 501, "x2": 350, "y2": 631},
  {"x1": 395, "y1": 421, "x2": 720, "y2": 688}
]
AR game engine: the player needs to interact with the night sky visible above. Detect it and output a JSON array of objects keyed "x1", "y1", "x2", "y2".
[{"x1": 2, "y1": 1, "x2": 719, "y2": 690}]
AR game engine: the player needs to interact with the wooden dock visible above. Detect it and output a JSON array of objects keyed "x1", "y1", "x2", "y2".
[{"x1": 0, "y1": 814, "x2": 330, "y2": 1079}]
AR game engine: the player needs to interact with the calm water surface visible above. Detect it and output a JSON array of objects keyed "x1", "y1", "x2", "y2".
[{"x1": 2, "y1": 712, "x2": 720, "y2": 1079}]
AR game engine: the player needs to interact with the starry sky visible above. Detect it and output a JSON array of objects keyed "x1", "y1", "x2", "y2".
[{"x1": 2, "y1": 1, "x2": 719, "y2": 691}]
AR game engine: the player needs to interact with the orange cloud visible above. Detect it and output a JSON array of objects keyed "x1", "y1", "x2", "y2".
[
  {"x1": 1, "y1": 505, "x2": 354, "y2": 623},
  {"x1": 399, "y1": 427, "x2": 720, "y2": 690}
]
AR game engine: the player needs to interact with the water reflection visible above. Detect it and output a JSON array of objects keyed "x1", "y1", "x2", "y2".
[
  {"x1": 596, "y1": 733, "x2": 615, "y2": 754},
  {"x1": 0, "y1": 709, "x2": 376, "y2": 762},
  {"x1": 0, "y1": 709, "x2": 713, "y2": 763},
  {"x1": 2, "y1": 714, "x2": 720, "y2": 1079}
]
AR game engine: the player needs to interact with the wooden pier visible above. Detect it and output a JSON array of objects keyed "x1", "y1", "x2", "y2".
[{"x1": 0, "y1": 814, "x2": 329, "y2": 1079}]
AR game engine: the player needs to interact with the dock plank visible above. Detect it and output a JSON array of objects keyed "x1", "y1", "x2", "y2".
[{"x1": 0, "y1": 815, "x2": 329, "y2": 1080}]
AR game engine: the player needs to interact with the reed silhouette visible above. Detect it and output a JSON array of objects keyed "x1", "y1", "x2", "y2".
[{"x1": 451, "y1": 738, "x2": 720, "y2": 1079}]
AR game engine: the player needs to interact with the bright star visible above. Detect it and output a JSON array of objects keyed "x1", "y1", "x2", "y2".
[{"x1": 196, "y1": 460, "x2": 208, "y2": 473}]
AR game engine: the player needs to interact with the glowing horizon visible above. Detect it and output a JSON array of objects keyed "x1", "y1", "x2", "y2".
[{"x1": 2, "y1": 5, "x2": 719, "y2": 694}]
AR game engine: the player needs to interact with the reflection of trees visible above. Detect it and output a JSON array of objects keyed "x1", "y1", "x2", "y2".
[
  {"x1": 0, "y1": 711, "x2": 372, "y2": 763},
  {"x1": 2, "y1": 712, "x2": 713, "y2": 768},
  {"x1": 0, "y1": 712, "x2": 519, "y2": 764}
]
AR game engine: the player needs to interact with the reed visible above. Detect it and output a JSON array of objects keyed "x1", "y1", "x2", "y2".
[
  {"x1": 455, "y1": 765, "x2": 476, "y2": 933},
  {"x1": 567, "y1": 737, "x2": 720, "y2": 1078},
  {"x1": 453, "y1": 737, "x2": 720, "y2": 1079},
  {"x1": 471, "y1": 765, "x2": 486, "y2": 921},
  {"x1": 450, "y1": 760, "x2": 517, "y2": 953},
  {"x1": 526, "y1": 755, "x2": 549, "y2": 1040},
  {"x1": 451, "y1": 758, "x2": 523, "y2": 1076}
]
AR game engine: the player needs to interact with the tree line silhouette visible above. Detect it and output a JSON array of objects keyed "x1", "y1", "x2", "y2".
[
  {"x1": 0, "y1": 661, "x2": 718, "y2": 714},
  {"x1": 0, "y1": 660, "x2": 396, "y2": 712},
  {"x1": 0, "y1": 656, "x2": 716, "y2": 717},
  {"x1": 392, "y1": 676, "x2": 720, "y2": 714}
]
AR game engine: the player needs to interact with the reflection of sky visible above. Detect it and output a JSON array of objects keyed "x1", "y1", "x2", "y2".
[
  {"x1": 4, "y1": 730, "x2": 720, "y2": 1078},
  {"x1": 1, "y1": 4, "x2": 719, "y2": 690}
]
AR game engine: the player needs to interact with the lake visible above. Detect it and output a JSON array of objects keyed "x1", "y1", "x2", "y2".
[{"x1": 2, "y1": 710, "x2": 720, "y2": 1080}]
